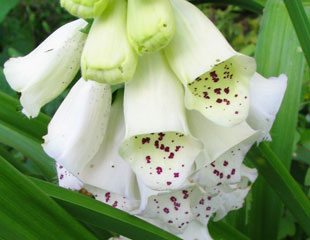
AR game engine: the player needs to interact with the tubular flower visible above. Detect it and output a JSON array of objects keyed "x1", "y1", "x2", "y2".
[
  {"x1": 119, "y1": 52, "x2": 202, "y2": 191},
  {"x1": 60, "y1": 0, "x2": 110, "y2": 19},
  {"x1": 81, "y1": 0, "x2": 138, "y2": 84},
  {"x1": 127, "y1": 0, "x2": 175, "y2": 55},
  {"x1": 3, "y1": 19, "x2": 87, "y2": 118},
  {"x1": 164, "y1": 0, "x2": 256, "y2": 127}
]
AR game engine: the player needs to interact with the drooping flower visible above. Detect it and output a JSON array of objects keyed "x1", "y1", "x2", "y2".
[
  {"x1": 165, "y1": 0, "x2": 256, "y2": 127},
  {"x1": 81, "y1": 0, "x2": 138, "y2": 84},
  {"x1": 3, "y1": 19, "x2": 87, "y2": 117},
  {"x1": 127, "y1": 0, "x2": 176, "y2": 55},
  {"x1": 119, "y1": 52, "x2": 202, "y2": 191},
  {"x1": 60, "y1": 0, "x2": 110, "y2": 19}
]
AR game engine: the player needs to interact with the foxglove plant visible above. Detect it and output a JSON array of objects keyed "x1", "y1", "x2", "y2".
[{"x1": 3, "y1": 0, "x2": 288, "y2": 239}]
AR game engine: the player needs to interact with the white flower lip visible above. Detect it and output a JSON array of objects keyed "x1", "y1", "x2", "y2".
[
  {"x1": 119, "y1": 52, "x2": 202, "y2": 191},
  {"x1": 165, "y1": 0, "x2": 256, "y2": 127},
  {"x1": 127, "y1": 0, "x2": 176, "y2": 55},
  {"x1": 81, "y1": 0, "x2": 138, "y2": 85},
  {"x1": 3, "y1": 19, "x2": 87, "y2": 118}
]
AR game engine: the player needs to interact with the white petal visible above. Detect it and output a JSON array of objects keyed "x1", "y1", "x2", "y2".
[
  {"x1": 81, "y1": 0, "x2": 137, "y2": 84},
  {"x1": 43, "y1": 78, "x2": 111, "y2": 175},
  {"x1": 84, "y1": 184, "x2": 140, "y2": 213},
  {"x1": 187, "y1": 109, "x2": 256, "y2": 165},
  {"x1": 247, "y1": 73, "x2": 287, "y2": 141},
  {"x1": 127, "y1": 0, "x2": 175, "y2": 54},
  {"x1": 119, "y1": 52, "x2": 202, "y2": 190},
  {"x1": 3, "y1": 19, "x2": 87, "y2": 117},
  {"x1": 61, "y1": 0, "x2": 109, "y2": 18},
  {"x1": 78, "y1": 91, "x2": 139, "y2": 200},
  {"x1": 165, "y1": 0, "x2": 256, "y2": 126},
  {"x1": 191, "y1": 132, "x2": 259, "y2": 188},
  {"x1": 178, "y1": 221, "x2": 212, "y2": 240},
  {"x1": 56, "y1": 163, "x2": 83, "y2": 191}
]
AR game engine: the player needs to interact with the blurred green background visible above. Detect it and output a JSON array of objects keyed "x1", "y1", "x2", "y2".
[{"x1": 0, "y1": 1, "x2": 309, "y2": 239}]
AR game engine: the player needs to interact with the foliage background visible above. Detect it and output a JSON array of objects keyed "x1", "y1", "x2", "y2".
[{"x1": 0, "y1": 0, "x2": 309, "y2": 239}]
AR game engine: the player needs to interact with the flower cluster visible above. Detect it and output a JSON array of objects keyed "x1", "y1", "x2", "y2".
[{"x1": 3, "y1": 0, "x2": 287, "y2": 239}]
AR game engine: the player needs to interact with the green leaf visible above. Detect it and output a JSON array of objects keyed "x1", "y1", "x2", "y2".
[
  {"x1": 208, "y1": 221, "x2": 250, "y2": 240},
  {"x1": 247, "y1": 143, "x2": 310, "y2": 236},
  {"x1": 0, "y1": 155, "x2": 97, "y2": 240},
  {"x1": 247, "y1": 0, "x2": 306, "y2": 239},
  {"x1": 30, "y1": 178, "x2": 181, "y2": 240},
  {"x1": 0, "y1": 0, "x2": 20, "y2": 23},
  {"x1": 0, "y1": 120, "x2": 56, "y2": 181},
  {"x1": 283, "y1": 0, "x2": 310, "y2": 67}
]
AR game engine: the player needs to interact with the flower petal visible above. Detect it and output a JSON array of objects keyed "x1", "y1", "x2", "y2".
[
  {"x1": 178, "y1": 221, "x2": 212, "y2": 240},
  {"x1": 56, "y1": 163, "x2": 83, "y2": 191},
  {"x1": 3, "y1": 19, "x2": 87, "y2": 118},
  {"x1": 119, "y1": 52, "x2": 202, "y2": 191},
  {"x1": 43, "y1": 78, "x2": 111, "y2": 175},
  {"x1": 165, "y1": 0, "x2": 256, "y2": 126},
  {"x1": 191, "y1": 131, "x2": 259, "y2": 188},
  {"x1": 77, "y1": 91, "x2": 139, "y2": 200},
  {"x1": 61, "y1": 0, "x2": 109, "y2": 18},
  {"x1": 247, "y1": 73, "x2": 287, "y2": 141},
  {"x1": 127, "y1": 0, "x2": 175, "y2": 55},
  {"x1": 187, "y1": 109, "x2": 256, "y2": 165},
  {"x1": 81, "y1": 0, "x2": 138, "y2": 84}
]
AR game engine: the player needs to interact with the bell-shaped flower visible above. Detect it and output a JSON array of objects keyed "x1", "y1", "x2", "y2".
[
  {"x1": 60, "y1": 0, "x2": 109, "y2": 19},
  {"x1": 43, "y1": 78, "x2": 112, "y2": 175},
  {"x1": 119, "y1": 52, "x2": 202, "y2": 191},
  {"x1": 247, "y1": 73, "x2": 287, "y2": 141},
  {"x1": 164, "y1": 0, "x2": 256, "y2": 127},
  {"x1": 127, "y1": 0, "x2": 175, "y2": 55},
  {"x1": 3, "y1": 19, "x2": 87, "y2": 118},
  {"x1": 81, "y1": 0, "x2": 138, "y2": 85}
]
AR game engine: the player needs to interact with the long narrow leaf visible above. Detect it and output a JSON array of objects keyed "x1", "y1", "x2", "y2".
[
  {"x1": 0, "y1": 156, "x2": 97, "y2": 240},
  {"x1": 247, "y1": 143, "x2": 310, "y2": 235},
  {"x1": 30, "y1": 178, "x2": 181, "y2": 240},
  {"x1": 208, "y1": 221, "x2": 250, "y2": 240}
]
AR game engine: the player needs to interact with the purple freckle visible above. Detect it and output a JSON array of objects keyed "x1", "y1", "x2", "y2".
[
  {"x1": 203, "y1": 92, "x2": 210, "y2": 99},
  {"x1": 158, "y1": 132, "x2": 165, "y2": 141},
  {"x1": 154, "y1": 140, "x2": 159, "y2": 148},
  {"x1": 165, "y1": 146, "x2": 170, "y2": 152},
  {"x1": 175, "y1": 146, "x2": 181, "y2": 152},
  {"x1": 227, "y1": 175, "x2": 231, "y2": 179},
  {"x1": 167, "y1": 181, "x2": 172, "y2": 186},
  {"x1": 182, "y1": 164, "x2": 185, "y2": 167},
  {"x1": 156, "y1": 167, "x2": 163, "y2": 174},
  {"x1": 207, "y1": 196, "x2": 212, "y2": 201},
  {"x1": 216, "y1": 98, "x2": 223, "y2": 103},
  {"x1": 235, "y1": 111, "x2": 239, "y2": 114},
  {"x1": 168, "y1": 152, "x2": 174, "y2": 159},
  {"x1": 235, "y1": 94, "x2": 238, "y2": 98},
  {"x1": 244, "y1": 96, "x2": 248, "y2": 99},
  {"x1": 112, "y1": 201, "x2": 118, "y2": 208},
  {"x1": 223, "y1": 161, "x2": 228, "y2": 166},
  {"x1": 146, "y1": 156, "x2": 151, "y2": 163},
  {"x1": 59, "y1": 165, "x2": 63, "y2": 169},
  {"x1": 170, "y1": 196, "x2": 177, "y2": 202},
  {"x1": 210, "y1": 71, "x2": 219, "y2": 82},
  {"x1": 206, "y1": 214, "x2": 210, "y2": 218},
  {"x1": 199, "y1": 199, "x2": 205, "y2": 205},
  {"x1": 214, "y1": 88, "x2": 221, "y2": 94},
  {"x1": 163, "y1": 208, "x2": 170, "y2": 214},
  {"x1": 160, "y1": 144, "x2": 165, "y2": 150},
  {"x1": 220, "y1": 173, "x2": 224, "y2": 179},
  {"x1": 60, "y1": 174, "x2": 64, "y2": 180},
  {"x1": 185, "y1": 211, "x2": 189, "y2": 214},
  {"x1": 197, "y1": 214, "x2": 201, "y2": 217},
  {"x1": 231, "y1": 169, "x2": 236, "y2": 175},
  {"x1": 168, "y1": 220, "x2": 173, "y2": 224},
  {"x1": 174, "y1": 173, "x2": 179, "y2": 178},
  {"x1": 206, "y1": 207, "x2": 211, "y2": 211},
  {"x1": 224, "y1": 87, "x2": 230, "y2": 94},
  {"x1": 142, "y1": 137, "x2": 150, "y2": 144},
  {"x1": 211, "y1": 162, "x2": 215, "y2": 167}
]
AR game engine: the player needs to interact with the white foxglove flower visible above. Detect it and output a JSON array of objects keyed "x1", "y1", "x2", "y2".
[
  {"x1": 81, "y1": 0, "x2": 138, "y2": 84},
  {"x1": 61, "y1": 0, "x2": 109, "y2": 19},
  {"x1": 127, "y1": 0, "x2": 175, "y2": 55},
  {"x1": 3, "y1": 19, "x2": 87, "y2": 117},
  {"x1": 43, "y1": 78, "x2": 111, "y2": 175},
  {"x1": 164, "y1": 0, "x2": 256, "y2": 127},
  {"x1": 56, "y1": 163, "x2": 83, "y2": 191},
  {"x1": 247, "y1": 73, "x2": 287, "y2": 141},
  {"x1": 119, "y1": 52, "x2": 202, "y2": 191}
]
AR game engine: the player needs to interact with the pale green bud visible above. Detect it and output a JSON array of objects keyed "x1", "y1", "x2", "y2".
[
  {"x1": 60, "y1": 0, "x2": 109, "y2": 19},
  {"x1": 127, "y1": 0, "x2": 176, "y2": 55},
  {"x1": 81, "y1": 0, "x2": 138, "y2": 84}
]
